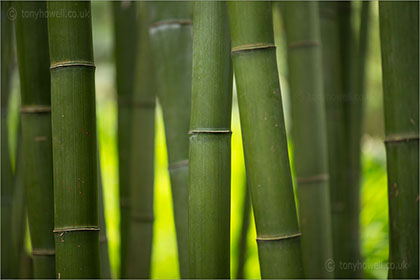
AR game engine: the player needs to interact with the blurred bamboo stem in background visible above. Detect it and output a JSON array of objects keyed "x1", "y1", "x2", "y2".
[
  {"x1": 189, "y1": 2, "x2": 232, "y2": 278},
  {"x1": 227, "y1": 2, "x2": 303, "y2": 278},
  {"x1": 379, "y1": 2, "x2": 419, "y2": 278},
  {"x1": 235, "y1": 181, "x2": 251, "y2": 279},
  {"x1": 98, "y1": 159, "x2": 111, "y2": 279},
  {"x1": 111, "y1": 2, "x2": 138, "y2": 276},
  {"x1": 47, "y1": 1, "x2": 100, "y2": 277},
  {"x1": 124, "y1": 3, "x2": 156, "y2": 278},
  {"x1": 15, "y1": 1, "x2": 56, "y2": 277},
  {"x1": 147, "y1": 2, "x2": 192, "y2": 277},
  {"x1": 283, "y1": 2, "x2": 333, "y2": 278}
]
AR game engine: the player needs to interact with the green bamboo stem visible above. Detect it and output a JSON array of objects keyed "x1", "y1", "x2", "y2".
[
  {"x1": 1, "y1": 1, "x2": 15, "y2": 278},
  {"x1": 235, "y1": 181, "x2": 251, "y2": 279},
  {"x1": 146, "y1": 3, "x2": 192, "y2": 277},
  {"x1": 227, "y1": 2, "x2": 303, "y2": 278},
  {"x1": 379, "y1": 2, "x2": 419, "y2": 278},
  {"x1": 15, "y1": 2, "x2": 55, "y2": 277},
  {"x1": 47, "y1": 1, "x2": 99, "y2": 278},
  {"x1": 111, "y1": 3, "x2": 138, "y2": 276},
  {"x1": 98, "y1": 158, "x2": 111, "y2": 279},
  {"x1": 189, "y1": 2, "x2": 232, "y2": 278},
  {"x1": 283, "y1": 2, "x2": 333, "y2": 278},
  {"x1": 124, "y1": 4, "x2": 156, "y2": 278}
]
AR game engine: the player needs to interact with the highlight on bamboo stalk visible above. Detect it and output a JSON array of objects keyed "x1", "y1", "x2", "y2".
[
  {"x1": 227, "y1": 2, "x2": 303, "y2": 278},
  {"x1": 146, "y1": 2, "x2": 193, "y2": 277},
  {"x1": 111, "y1": 1, "x2": 138, "y2": 277},
  {"x1": 47, "y1": 1, "x2": 100, "y2": 278},
  {"x1": 282, "y1": 2, "x2": 333, "y2": 278},
  {"x1": 189, "y1": 2, "x2": 232, "y2": 278},
  {"x1": 15, "y1": 1, "x2": 56, "y2": 278},
  {"x1": 379, "y1": 1, "x2": 419, "y2": 278}
]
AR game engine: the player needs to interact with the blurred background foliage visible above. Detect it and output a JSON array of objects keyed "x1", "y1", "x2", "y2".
[{"x1": 5, "y1": 1, "x2": 388, "y2": 279}]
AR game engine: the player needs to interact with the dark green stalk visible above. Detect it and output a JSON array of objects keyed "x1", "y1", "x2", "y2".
[
  {"x1": 379, "y1": 2, "x2": 419, "y2": 278},
  {"x1": 98, "y1": 159, "x2": 111, "y2": 279},
  {"x1": 47, "y1": 1, "x2": 99, "y2": 278},
  {"x1": 146, "y1": 2, "x2": 192, "y2": 277},
  {"x1": 189, "y1": 2, "x2": 232, "y2": 278},
  {"x1": 227, "y1": 2, "x2": 303, "y2": 278},
  {"x1": 111, "y1": 3, "x2": 138, "y2": 276},
  {"x1": 235, "y1": 181, "x2": 251, "y2": 280},
  {"x1": 1, "y1": 1, "x2": 15, "y2": 278},
  {"x1": 15, "y1": 1, "x2": 55, "y2": 277},
  {"x1": 283, "y1": 2, "x2": 333, "y2": 278},
  {"x1": 124, "y1": 4, "x2": 156, "y2": 278}
]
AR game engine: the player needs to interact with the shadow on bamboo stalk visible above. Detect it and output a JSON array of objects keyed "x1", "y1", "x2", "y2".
[
  {"x1": 124, "y1": 3, "x2": 156, "y2": 278},
  {"x1": 15, "y1": 1, "x2": 56, "y2": 277},
  {"x1": 111, "y1": 2, "x2": 138, "y2": 276},
  {"x1": 283, "y1": 2, "x2": 333, "y2": 278},
  {"x1": 379, "y1": 2, "x2": 419, "y2": 278},
  {"x1": 189, "y1": 2, "x2": 232, "y2": 278},
  {"x1": 147, "y1": 2, "x2": 192, "y2": 277},
  {"x1": 47, "y1": 1, "x2": 100, "y2": 278},
  {"x1": 227, "y1": 2, "x2": 303, "y2": 278}
]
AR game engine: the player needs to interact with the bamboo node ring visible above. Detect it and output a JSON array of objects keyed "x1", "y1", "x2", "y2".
[
  {"x1": 231, "y1": 43, "x2": 276, "y2": 54},
  {"x1": 32, "y1": 249, "x2": 56, "y2": 256},
  {"x1": 53, "y1": 226, "x2": 100, "y2": 233},
  {"x1": 296, "y1": 173, "x2": 329, "y2": 185},
  {"x1": 384, "y1": 134, "x2": 419, "y2": 144},
  {"x1": 188, "y1": 129, "x2": 232, "y2": 135},
  {"x1": 20, "y1": 105, "x2": 51, "y2": 114},
  {"x1": 132, "y1": 213, "x2": 154, "y2": 223},
  {"x1": 288, "y1": 40, "x2": 320, "y2": 50},
  {"x1": 256, "y1": 232, "x2": 302, "y2": 242},
  {"x1": 169, "y1": 160, "x2": 189, "y2": 171},
  {"x1": 50, "y1": 61, "x2": 96, "y2": 70},
  {"x1": 149, "y1": 19, "x2": 192, "y2": 29}
]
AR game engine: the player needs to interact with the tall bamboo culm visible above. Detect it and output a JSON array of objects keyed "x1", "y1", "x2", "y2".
[
  {"x1": 235, "y1": 181, "x2": 251, "y2": 279},
  {"x1": 111, "y1": 2, "x2": 138, "y2": 276},
  {"x1": 1, "y1": 1, "x2": 16, "y2": 278},
  {"x1": 189, "y1": 2, "x2": 232, "y2": 278},
  {"x1": 227, "y1": 2, "x2": 303, "y2": 278},
  {"x1": 379, "y1": 2, "x2": 419, "y2": 278},
  {"x1": 98, "y1": 160, "x2": 111, "y2": 279},
  {"x1": 146, "y1": 2, "x2": 192, "y2": 277},
  {"x1": 283, "y1": 2, "x2": 333, "y2": 278},
  {"x1": 124, "y1": 3, "x2": 156, "y2": 278},
  {"x1": 47, "y1": 1, "x2": 100, "y2": 278},
  {"x1": 15, "y1": 1, "x2": 55, "y2": 278}
]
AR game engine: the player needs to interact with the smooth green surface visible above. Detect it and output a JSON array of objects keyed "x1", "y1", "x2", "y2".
[
  {"x1": 98, "y1": 162, "x2": 111, "y2": 279},
  {"x1": 1, "y1": 1, "x2": 16, "y2": 278},
  {"x1": 189, "y1": 2, "x2": 232, "y2": 278},
  {"x1": 228, "y1": 2, "x2": 303, "y2": 278},
  {"x1": 235, "y1": 182, "x2": 251, "y2": 279},
  {"x1": 379, "y1": 2, "x2": 419, "y2": 278},
  {"x1": 283, "y1": 2, "x2": 333, "y2": 278},
  {"x1": 147, "y1": 2, "x2": 192, "y2": 277},
  {"x1": 15, "y1": 1, "x2": 55, "y2": 278},
  {"x1": 124, "y1": 4, "x2": 156, "y2": 278},
  {"x1": 47, "y1": 1, "x2": 100, "y2": 278},
  {"x1": 111, "y1": 2, "x2": 138, "y2": 276}
]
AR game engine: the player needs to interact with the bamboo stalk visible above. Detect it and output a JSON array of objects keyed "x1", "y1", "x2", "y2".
[
  {"x1": 124, "y1": 3, "x2": 156, "y2": 278},
  {"x1": 15, "y1": 2, "x2": 55, "y2": 277},
  {"x1": 47, "y1": 1, "x2": 100, "y2": 278},
  {"x1": 188, "y1": 2, "x2": 232, "y2": 278},
  {"x1": 379, "y1": 2, "x2": 419, "y2": 278},
  {"x1": 111, "y1": 3, "x2": 138, "y2": 276},
  {"x1": 227, "y1": 2, "x2": 303, "y2": 278},
  {"x1": 283, "y1": 2, "x2": 333, "y2": 278},
  {"x1": 1, "y1": 1, "x2": 18, "y2": 278},
  {"x1": 146, "y1": 3, "x2": 192, "y2": 277},
  {"x1": 98, "y1": 158, "x2": 111, "y2": 279},
  {"x1": 235, "y1": 181, "x2": 251, "y2": 280}
]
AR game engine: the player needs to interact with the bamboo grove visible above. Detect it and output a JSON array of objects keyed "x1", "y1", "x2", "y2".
[{"x1": 1, "y1": 1, "x2": 418, "y2": 279}]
